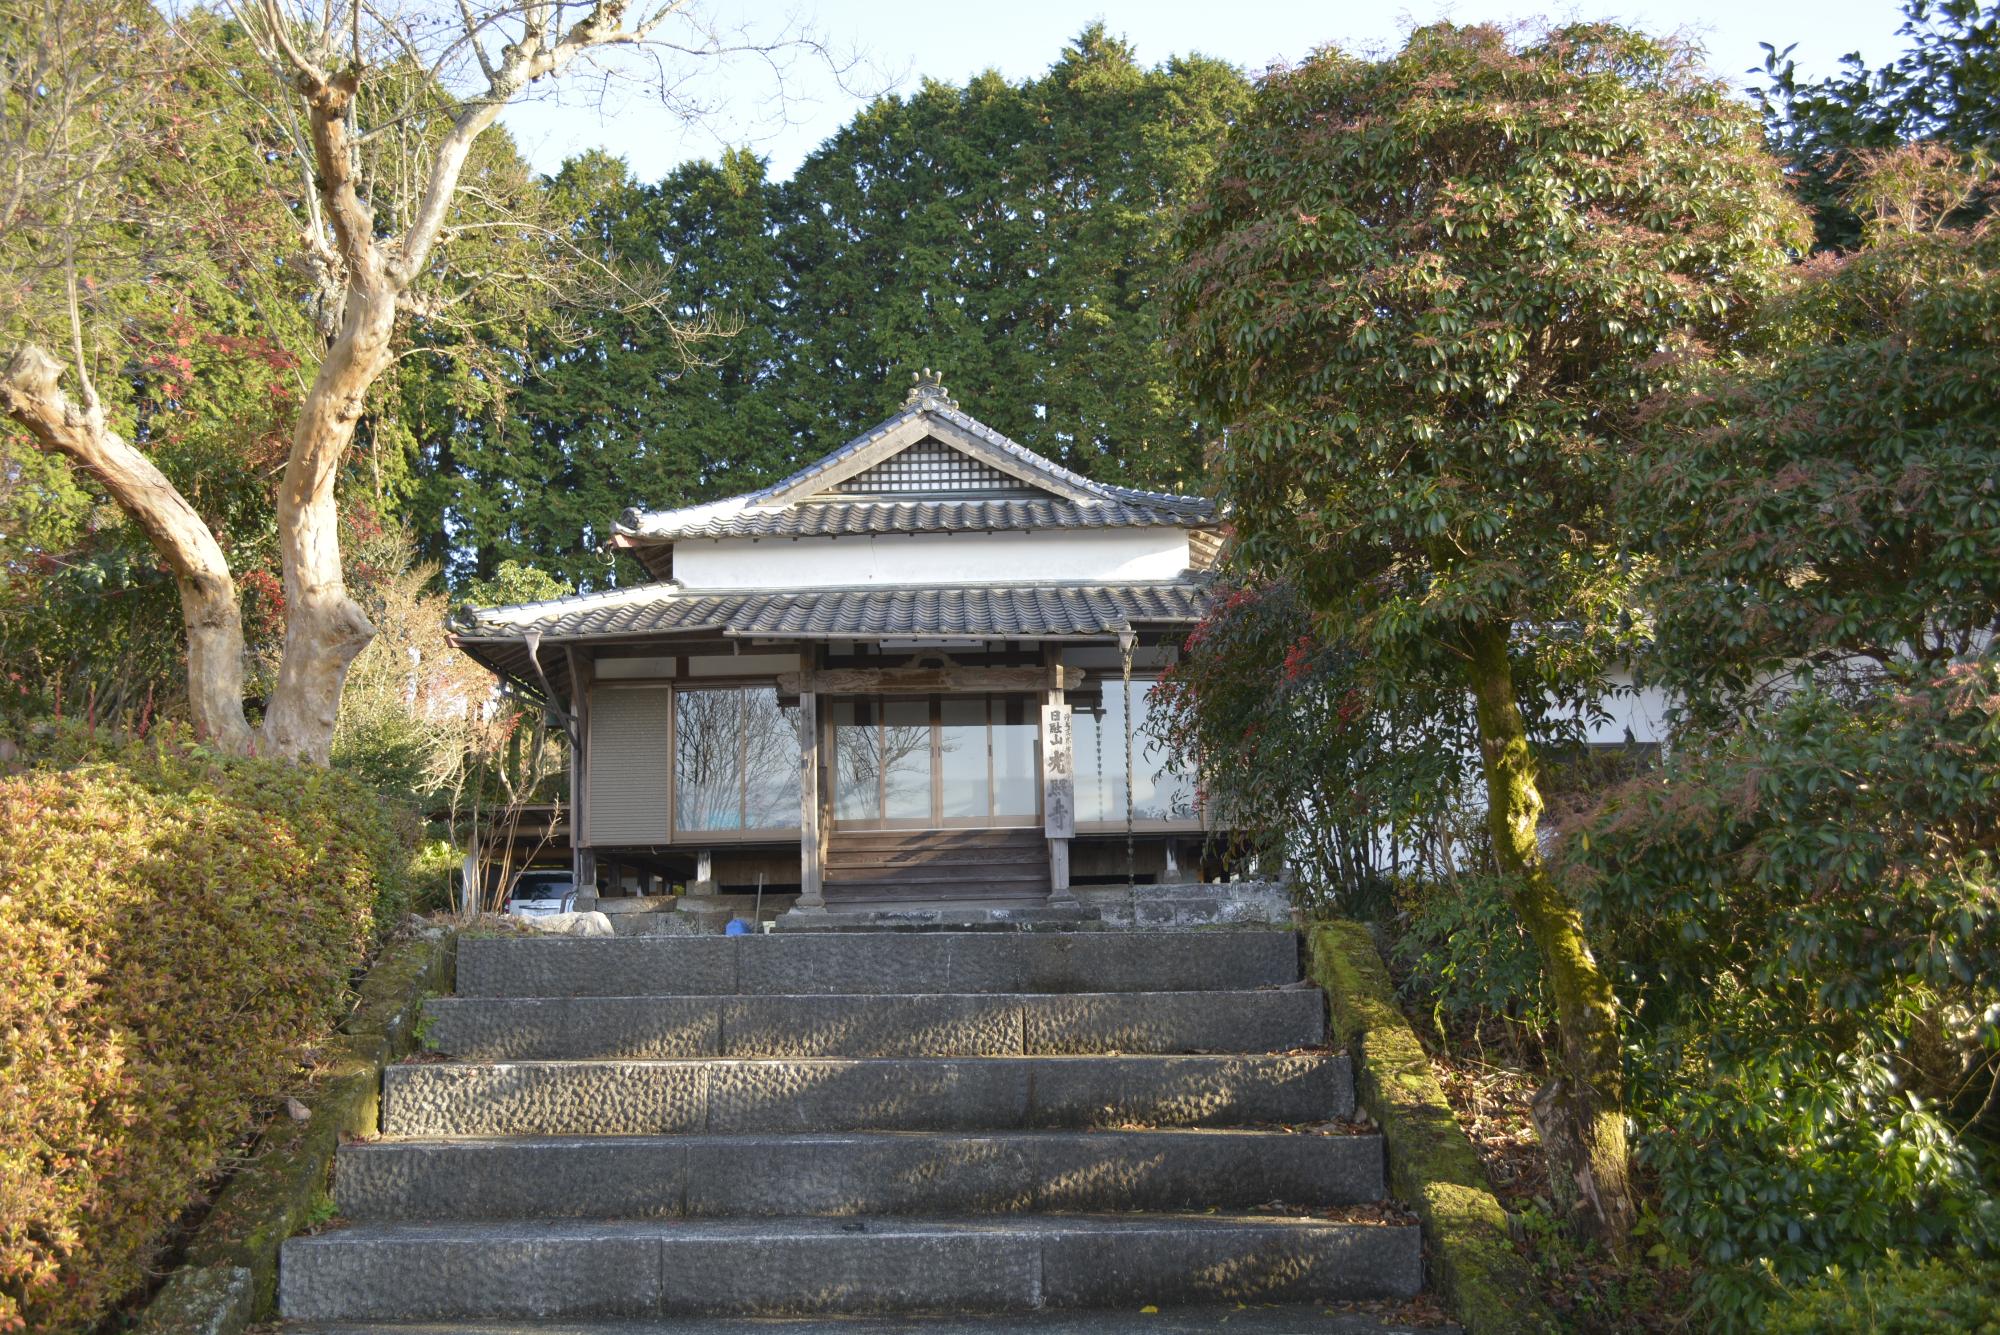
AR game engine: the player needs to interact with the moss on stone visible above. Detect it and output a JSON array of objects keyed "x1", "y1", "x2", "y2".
[
  {"x1": 132, "y1": 1264, "x2": 254, "y2": 1335},
  {"x1": 343, "y1": 930, "x2": 456, "y2": 1064},
  {"x1": 1308, "y1": 920, "x2": 1560, "y2": 1335},
  {"x1": 181, "y1": 1065, "x2": 364, "y2": 1315}
]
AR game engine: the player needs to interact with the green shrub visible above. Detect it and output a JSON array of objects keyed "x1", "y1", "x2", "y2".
[
  {"x1": 0, "y1": 734, "x2": 410, "y2": 1333},
  {"x1": 1565, "y1": 661, "x2": 2000, "y2": 1326},
  {"x1": 1393, "y1": 871, "x2": 1553, "y2": 1042},
  {"x1": 408, "y1": 838, "x2": 463, "y2": 917},
  {"x1": 1758, "y1": 1251, "x2": 2000, "y2": 1334}
]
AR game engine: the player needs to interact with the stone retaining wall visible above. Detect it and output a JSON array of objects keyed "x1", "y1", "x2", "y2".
[{"x1": 1306, "y1": 920, "x2": 1559, "y2": 1335}]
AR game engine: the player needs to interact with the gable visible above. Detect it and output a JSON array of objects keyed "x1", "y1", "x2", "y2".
[
  {"x1": 765, "y1": 410, "x2": 1090, "y2": 507},
  {"x1": 612, "y1": 374, "x2": 1218, "y2": 559},
  {"x1": 819, "y1": 438, "x2": 1041, "y2": 499}
]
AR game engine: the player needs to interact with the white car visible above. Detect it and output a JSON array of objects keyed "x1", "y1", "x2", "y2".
[{"x1": 504, "y1": 871, "x2": 577, "y2": 919}]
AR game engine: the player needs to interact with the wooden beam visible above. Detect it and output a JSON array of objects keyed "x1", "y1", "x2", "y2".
[{"x1": 777, "y1": 664, "x2": 1081, "y2": 697}]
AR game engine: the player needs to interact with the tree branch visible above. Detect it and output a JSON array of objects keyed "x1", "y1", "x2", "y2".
[
  {"x1": 388, "y1": 0, "x2": 687, "y2": 290},
  {"x1": 0, "y1": 345, "x2": 254, "y2": 750}
]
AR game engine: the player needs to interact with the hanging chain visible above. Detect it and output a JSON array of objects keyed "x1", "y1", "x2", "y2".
[{"x1": 1121, "y1": 637, "x2": 1136, "y2": 887}]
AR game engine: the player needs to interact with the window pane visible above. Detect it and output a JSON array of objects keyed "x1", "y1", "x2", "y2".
[
  {"x1": 939, "y1": 697, "x2": 990, "y2": 818},
  {"x1": 881, "y1": 698, "x2": 932, "y2": 821},
  {"x1": 1070, "y1": 677, "x2": 1195, "y2": 823},
  {"x1": 1072, "y1": 680, "x2": 1125, "y2": 823},
  {"x1": 833, "y1": 698, "x2": 880, "y2": 821},
  {"x1": 742, "y1": 687, "x2": 803, "y2": 829},
  {"x1": 992, "y1": 696, "x2": 1038, "y2": 817},
  {"x1": 675, "y1": 688, "x2": 744, "y2": 831},
  {"x1": 1132, "y1": 678, "x2": 1197, "y2": 820}
]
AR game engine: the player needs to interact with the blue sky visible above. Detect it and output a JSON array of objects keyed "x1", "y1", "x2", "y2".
[{"x1": 498, "y1": 0, "x2": 1915, "y2": 183}]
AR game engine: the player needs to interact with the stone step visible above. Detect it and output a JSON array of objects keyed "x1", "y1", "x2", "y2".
[
  {"x1": 382, "y1": 1054, "x2": 1352, "y2": 1138},
  {"x1": 278, "y1": 1215, "x2": 1424, "y2": 1321},
  {"x1": 769, "y1": 905, "x2": 1095, "y2": 932},
  {"x1": 455, "y1": 931, "x2": 1301, "y2": 998},
  {"x1": 336, "y1": 1129, "x2": 1385, "y2": 1221},
  {"x1": 419, "y1": 988, "x2": 1326, "y2": 1061},
  {"x1": 286, "y1": 1305, "x2": 1453, "y2": 1334}
]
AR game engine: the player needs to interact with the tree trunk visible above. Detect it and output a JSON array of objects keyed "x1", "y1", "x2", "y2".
[
  {"x1": 1462, "y1": 618, "x2": 1636, "y2": 1247},
  {"x1": 0, "y1": 345, "x2": 256, "y2": 753},
  {"x1": 258, "y1": 291, "x2": 390, "y2": 763}
]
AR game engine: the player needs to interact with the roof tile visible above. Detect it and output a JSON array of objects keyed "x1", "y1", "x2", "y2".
[{"x1": 453, "y1": 580, "x2": 1209, "y2": 642}]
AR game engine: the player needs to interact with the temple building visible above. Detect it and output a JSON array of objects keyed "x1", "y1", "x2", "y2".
[{"x1": 449, "y1": 373, "x2": 1225, "y2": 914}]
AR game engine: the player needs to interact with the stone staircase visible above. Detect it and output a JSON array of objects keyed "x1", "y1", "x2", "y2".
[{"x1": 281, "y1": 929, "x2": 1431, "y2": 1332}]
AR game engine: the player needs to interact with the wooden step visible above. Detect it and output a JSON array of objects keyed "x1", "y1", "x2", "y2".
[
  {"x1": 824, "y1": 884, "x2": 1049, "y2": 906},
  {"x1": 827, "y1": 865, "x2": 1049, "y2": 887},
  {"x1": 829, "y1": 829, "x2": 1042, "y2": 852},
  {"x1": 825, "y1": 848, "x2": 1046, "y2": 871}
]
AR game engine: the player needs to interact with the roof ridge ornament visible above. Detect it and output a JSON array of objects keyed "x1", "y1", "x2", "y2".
[{"x1": 903, "y1": 367, "x2": 957, "y2": 411}]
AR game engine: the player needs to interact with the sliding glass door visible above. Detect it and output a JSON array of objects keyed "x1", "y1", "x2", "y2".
[
  {"x1": 830, "y1": 695, "x2": 1039, "y2": 829},
  {"x1": 673, "y1": 685, "x2": 802, "y2": 836}
]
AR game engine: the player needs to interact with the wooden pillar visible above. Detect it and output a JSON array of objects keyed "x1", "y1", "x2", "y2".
[{"x1": 796, "y1": 690, "x2": 825, "y2": 910}]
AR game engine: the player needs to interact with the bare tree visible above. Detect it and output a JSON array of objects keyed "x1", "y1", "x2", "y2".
[{"x1": 2, "y1": 0, "x2": 832, "y2": 760}]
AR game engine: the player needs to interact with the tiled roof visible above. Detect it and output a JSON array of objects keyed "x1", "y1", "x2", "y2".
[
  {"x1": 451, "y1": 580, "x2": 1210, "y2": 643},
  {"x1": 615, "y1": 397, "x2": 1216, "y2": 544},
  {"x1": 616, "y1": 496, "x2": 1200, "y2": 541}
]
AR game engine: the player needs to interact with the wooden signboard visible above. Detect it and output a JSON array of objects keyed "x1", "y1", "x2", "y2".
[{"x1": 1041, "y1": 703, "x2": 1075, "y2": 840}]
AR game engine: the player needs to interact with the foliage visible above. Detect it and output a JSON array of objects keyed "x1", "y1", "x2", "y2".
[
  {"x1": 0, "y1": 9, "x2": 315, "y2": 728},
  {"x1": 1512, "y1": 1203, "x2": 1696, "y2": 1332},
  {"x1": 779, "y1": 25, "x2": 1249, "y2": 490},
  {"x1": 0, "y1": 730, "x2": 412, "y2": 1333},
  {"x1": 1758, "y1": 1249, "x2": 2000, "y2": 1334},
  {"x1": 1166, "y1": 21, "x2": 1807, "y2": 1234},
  {"x1": 1564, "y1": 660, "x2": 2000, "y2": 1324},
  {"x1": 408, "y1": 29, "x2": 1249, "y2": 590},
  {"x1": 1632, "y1": 150, "x2": 2000, "y2": 720},
  {"x1": 405, "y1": 146, "x2": 773, "y2": 590},
  {"x1": 1165, "y1": 22, "x2": 1801, "y2": 668},
  {"x1": 330, "y1": 511, "x2": 499, "y2": 804},
  {"x1": 407, "y1": 838, "x2": 464, "y2": 918},
  {"x1": 462, "y1": 559, "x2": 575, "y2": 611},
  {"x1": 1756, "y1": 0, "x2": 2000, "y2": 248},
  {"x1": 1150, "y1": 580, "x2": 1474, "y2": 907},
  {"x1": 1393, "y1": 872, "x2": 1554, "y2": 1042}
]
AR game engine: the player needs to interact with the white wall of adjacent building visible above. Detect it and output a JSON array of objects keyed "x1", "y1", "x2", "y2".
[
  {"x1": 1576, "y1": 667, "x2": 1672, "y2": 747},
  {"x1": 671, "y1": 528, "x2": 1193, "y2": 590}
]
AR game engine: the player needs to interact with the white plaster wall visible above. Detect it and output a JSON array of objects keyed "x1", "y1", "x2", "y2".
[
  {"x1": 672, "y1": 528, "x2": 1192, "y2": 590},
  {"x1": 1565, "y1": 666, "x2": 1673, "y2": 747}
]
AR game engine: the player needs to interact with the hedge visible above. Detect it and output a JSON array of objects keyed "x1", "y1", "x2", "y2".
[{"x1": 0, "y1": 736, "x2": 410, "y2": 1334}]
